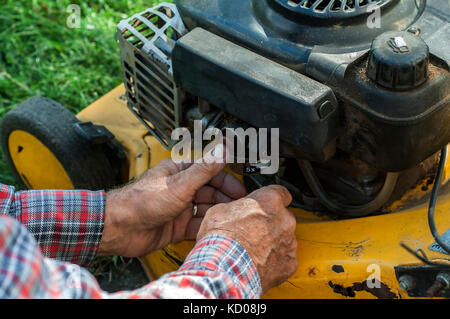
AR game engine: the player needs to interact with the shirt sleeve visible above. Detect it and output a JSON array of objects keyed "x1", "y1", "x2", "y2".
[
  {"x1": 0, "y1": 214, "x2": 261, "y2": 299},
  {"x1": 107, "y1": 234, "x2": 262, "y2": 299},
  {"x1": 0, "y1": 184, "x2": 105, "y2": 266}
]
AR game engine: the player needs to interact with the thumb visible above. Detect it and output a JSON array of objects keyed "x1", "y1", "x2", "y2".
[{"x1": 172, "y1": 143, "x2": 226, "y2": 196}]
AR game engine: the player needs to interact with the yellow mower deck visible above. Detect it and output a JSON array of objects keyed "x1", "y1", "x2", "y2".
[{"x1": 75, "y1": 85, "x2": 450, "y2": 299}]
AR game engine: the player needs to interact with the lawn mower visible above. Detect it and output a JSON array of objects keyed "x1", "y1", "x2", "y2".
[{"x1": 1, "y1": 0, "x2": 449, "y2": 298}]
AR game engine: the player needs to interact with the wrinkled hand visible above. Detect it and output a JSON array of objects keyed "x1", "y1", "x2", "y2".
[
  {"x1": 98, "y1": 144, "x2": 246, "y2": 257},
  {"x1": 197, "y1": 185, "x2": 298, "y2": 293}
]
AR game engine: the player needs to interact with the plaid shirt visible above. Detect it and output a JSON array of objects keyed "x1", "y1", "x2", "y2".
[{"x1": 0, "y1": 184, "x2": 261, "y2": 299}]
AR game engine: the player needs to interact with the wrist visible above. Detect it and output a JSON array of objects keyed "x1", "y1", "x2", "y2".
[{"x1": 97, "y1": 190, "x2": 129, "y2": 256}]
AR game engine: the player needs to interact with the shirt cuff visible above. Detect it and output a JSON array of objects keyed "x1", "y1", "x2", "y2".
[
  {"x1": 179, "y1": 234, "x2": 262, "y2": 298},
  {"x1": 0, "y1": 184, "x2": 106, "y2": 266}
]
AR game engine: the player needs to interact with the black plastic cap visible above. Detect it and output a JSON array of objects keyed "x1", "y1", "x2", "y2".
[{"x1": 367, "y1": 31, "x2": 429, "y2": 90}]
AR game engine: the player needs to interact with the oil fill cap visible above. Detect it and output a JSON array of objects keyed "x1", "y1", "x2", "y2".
[{"x1": 367, "y1": 31, "x2": 429, "y2": 90}]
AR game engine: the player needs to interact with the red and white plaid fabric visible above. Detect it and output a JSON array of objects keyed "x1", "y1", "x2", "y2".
[{"x1": 0, "y1": 184, "x2": 261, "y2": 299}]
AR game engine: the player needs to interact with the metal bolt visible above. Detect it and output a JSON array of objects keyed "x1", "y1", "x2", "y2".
[
  {"x1": 407, "y1": 27, "x2": 421, "y2": 35},
  {"x1": 436, "y1": 272, "x2": 450, "y2": 290},
  {"x1": 426, "y1": 272, "x2": 450, "y2": 297},
  {"x1": 398, "y1": 275, "x2": 415, "y2": 291}
]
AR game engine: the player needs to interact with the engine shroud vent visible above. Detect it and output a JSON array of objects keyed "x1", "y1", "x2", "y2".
[
  {"x1": 117, "y1": 3, "x2": 187, "y2": 149},
  {"x1": 275, "y1": 0, "x2": 392, "y2": 18}
]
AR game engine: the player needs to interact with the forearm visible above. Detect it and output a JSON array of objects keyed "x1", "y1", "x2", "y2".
[
  {"x1": 0, "y1": 181, "x2": 263, "y2": 298},
  {"x1": 0, "y1": 214, "x2": 261, "y2": 299},
  {"x1": 0, "y1": 183, "x2": 105, "y2": 266}
]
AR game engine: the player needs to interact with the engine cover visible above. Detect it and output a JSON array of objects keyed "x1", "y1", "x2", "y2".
[
  {"x1": 174, "y1": 0, "x2": 450, "y2": 171},
  {"x1": 172, "y1": 28, "x2": 339, "y2": 162}
]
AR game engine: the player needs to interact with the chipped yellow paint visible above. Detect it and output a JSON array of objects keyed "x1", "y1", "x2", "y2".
[{"x1": 388, "y1": 149, "x2": 450, "y2": 212}]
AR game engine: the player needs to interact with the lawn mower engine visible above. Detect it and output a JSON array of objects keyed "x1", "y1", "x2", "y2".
[
  {"x1": 118, "y1": 0, "x2": 450, "y2": 219},
  {"x1": 2, "y1": 0, "x2": 450, "y2": 300}
]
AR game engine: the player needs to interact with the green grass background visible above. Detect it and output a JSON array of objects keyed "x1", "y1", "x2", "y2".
[
  {"x1": 0, "y1": 0, "x2": 170, "y2": 289},
  {"x1": 0, "y1": 0, "x2": 170, "y2": 186}
]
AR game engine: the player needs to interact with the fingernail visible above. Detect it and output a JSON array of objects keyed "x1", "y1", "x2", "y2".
[{"x1": 211, "y1": 143, "x2": 224, "y2": 160}]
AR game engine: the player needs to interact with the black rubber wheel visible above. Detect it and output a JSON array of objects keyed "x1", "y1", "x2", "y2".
[{"x1": 0, "y1": 96, "x2": 120, "y2": 190}]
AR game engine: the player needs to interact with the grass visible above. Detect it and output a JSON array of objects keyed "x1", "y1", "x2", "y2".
[
  {"x1": 0, "y1": 0, "x2": 171, "y2": 290},
  {"x1": 0, "y1": 0, "x2": 171, "y2": 186}
]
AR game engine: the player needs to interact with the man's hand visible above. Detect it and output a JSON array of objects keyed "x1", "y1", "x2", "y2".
[
  {"x1": 197, "y1": 185, "x2": 298, "y2": 293},
  {"x1": 98, "y1": 144, "x2": 247, "y2": 257}
]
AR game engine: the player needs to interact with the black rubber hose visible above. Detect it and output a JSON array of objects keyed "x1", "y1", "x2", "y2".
[
  {"x1": 428, "y1": 147, "x2": 450, "y2": 255},
  {"x1": 298, "y1": 160, "x2": 399, "y2": 217}
]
